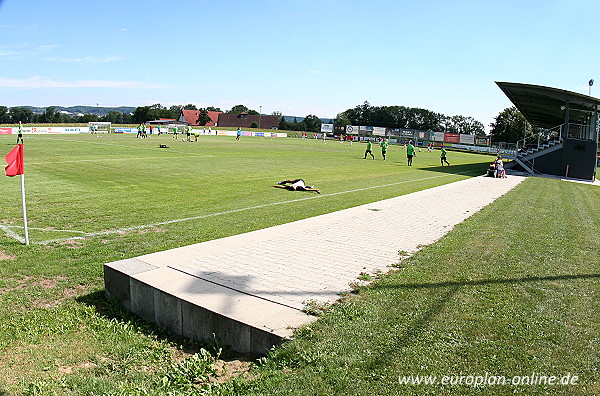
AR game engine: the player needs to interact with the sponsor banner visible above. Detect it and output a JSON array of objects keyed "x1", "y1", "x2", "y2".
[
  {"x1": 451, "y1": 144, "x2": 501, "y2": 154},
  {"x1": 373, "y1": 127, "x2": 386, "y2": 136},
  {"x1": 0, "y1": 127, "x2": 12, "y2": 135},
  {"x1": 113, "y1": 127, "x2": 137, "y2": 134},
  {"x1": 417, "y1": 131, "x2": 429, "y2": 140},
  {"x1": 321, "y1": 123, "x2": 333, "y2": 133},
  {"x1": 23, "y1": 126, "x2": 89, "y2": 134},
  {"x1": 459, "y1": 134, "x2": 475, "y2": 145},
  {"x1": 445, "y1": 133, "x2": 460, "y2": 143},
  {"x1": 399, "y1": 129, "x2": 416, "y2": 138},
  {"x1": 359, "y1": 126, "x2": 373, "y2": 133},
  {"x1": 431, "y1": 132, "x2": 445, "y2": 141},
  {"x1": 476, "y1": 137, "x2": 490, "y2": 146},
  {"x1": 345, "y1": 125, "x2": 358, "y2": 134}
]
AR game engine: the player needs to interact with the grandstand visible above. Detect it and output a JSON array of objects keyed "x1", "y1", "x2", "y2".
[{"x1": 497, "y1": 82, "x2": 600, "y2": 180}]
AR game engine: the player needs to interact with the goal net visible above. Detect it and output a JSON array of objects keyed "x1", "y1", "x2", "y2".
[
  {"x1": 168, "y1": 124, "x2": 188, "y2": 134},
  {"x1": 88, "y1": 122, "x2": 111, "y2": 133}
]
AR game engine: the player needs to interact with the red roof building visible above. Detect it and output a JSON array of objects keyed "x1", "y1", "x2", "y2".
[
  {"x1": 178, "y1": 110, "x2": 221, "y2": 126},
  {"x1": 217, "y1": 113, "x2": 279, "y2": 129}
]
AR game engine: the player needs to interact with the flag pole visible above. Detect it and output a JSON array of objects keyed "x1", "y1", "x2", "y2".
[{"x1": 20, "y1": 173, "x2": 29, "y2": 245}]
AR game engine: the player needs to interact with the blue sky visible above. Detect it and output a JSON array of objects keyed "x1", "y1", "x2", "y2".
[{"x1": 0, "y1": 0, "x2": 598, "y2": 130}]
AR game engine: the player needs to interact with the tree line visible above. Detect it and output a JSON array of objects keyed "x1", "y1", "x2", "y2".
[
  {"x1": 1, "y1": 102, "x2": 536, "y2": 144},
  {"x1": 335, "y1": 101, "x2": 486, "y2": 135}
]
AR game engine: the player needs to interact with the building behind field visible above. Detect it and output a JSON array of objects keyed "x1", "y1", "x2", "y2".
[
  {"x1": 217, "y1": 112, "x2": 279, "y2": 129},
  {"x1": 178, "y1": 110, "x2": 221, "y2": 126}
]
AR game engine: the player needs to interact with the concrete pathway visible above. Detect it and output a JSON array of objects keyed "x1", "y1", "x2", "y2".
[{"x1": 104, "y1": 175, "x2": 525, "y2": 353}]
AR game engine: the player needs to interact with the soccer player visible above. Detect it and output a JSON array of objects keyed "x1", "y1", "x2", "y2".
[
  {"x1": 406, "y1": 140, "x2": 416, "y2": 166},
  {"x1": 236, "y1": 127, "x2": 242, "y2": 140},
  {"x1": 380, "y1": 139, "x2": 389, "y2": 160},
  {"x1": 272, "y1": 179, "x2": 321, "y2": 194},
  {"x1": 440, "y1": 147, "x2": 450, "y2": 166},
  {"x1": 364, "y1": 140, "x2": 375, "y2": 159},
  {"x1": 16, "y1": 121, "x2": 24, "y2": 144}
]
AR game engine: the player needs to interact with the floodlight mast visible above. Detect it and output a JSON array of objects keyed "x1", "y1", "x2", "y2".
[{"x1": 589, "y1": 79, "x2": 594, "y2": 96}]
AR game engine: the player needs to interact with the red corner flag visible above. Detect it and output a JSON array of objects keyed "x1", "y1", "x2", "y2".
[{"x1": 5, "y1": 144, "x2": 24, "y2": 177}]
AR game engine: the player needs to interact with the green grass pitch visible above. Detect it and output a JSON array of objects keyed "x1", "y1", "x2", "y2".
[{"x1": 1, "y1": 133, "x2": 596, "y2": 395}]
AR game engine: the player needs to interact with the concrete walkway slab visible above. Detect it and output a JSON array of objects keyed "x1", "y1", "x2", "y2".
[{"x1": 104, "y1": 175, "x2": 525, "y2": 353}]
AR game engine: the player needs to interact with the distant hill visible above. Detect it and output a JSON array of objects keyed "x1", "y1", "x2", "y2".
[{"x1": 18, "y1": 105, "x2": 136, "y2": 116}]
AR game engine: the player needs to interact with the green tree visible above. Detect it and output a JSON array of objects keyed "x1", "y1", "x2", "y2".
[
  {"x1": 40, "y1": 107, "x2": 60, "y2": 123},
  {"x1": 489, "y1": 107, "x2": 532, "y2": 143},
  {"x1": 0, "y1": 106, "x2": 10, "y2": 124},
  {"x1": 132, "y1": 106, "x2": 151, "y2": 123},
  {"x1": 303, "y1": 115, "x2": 321, "y2": 133},
  {"x1": 279, "y1": 117, "x2": 289, "y2": 130},
  {"x1": 103, "y1": 111, "x2": 129, "y2": 124},
  {"x1": 206, "y1": 106, "x2": 221, "y2": 112},
  {"x1": 81, "y1": 114, "x2": 99, "y2": 123},
  {"x1": 250, "y1": 122, "x2": 259, "y2": 128},
  {"x1": 196, "y1": 108, "x2": 211, "y2": 126},
  {"x1": 182, "y1": 104, "x2": 197, "y2": 110},
  {"x1": 228, "y1": 104, "x2": 249, "y2": 114},
  {"x1": 334, "y1": 112, "x2": 351, "y2": 127},
  {"x1": 9, "y1": 107, "x2": 33, "y2": 123},
  {"x1": 168, "y1": 105, "x2": 182, "y2": 119}
]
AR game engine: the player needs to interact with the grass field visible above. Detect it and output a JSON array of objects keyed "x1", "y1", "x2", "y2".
[
  {"x1": 0, "y1": 133, "x2": 488, "y2": 394},
  {"x1": 0, "y1": 133, "x2": 597, "y2": 395}
]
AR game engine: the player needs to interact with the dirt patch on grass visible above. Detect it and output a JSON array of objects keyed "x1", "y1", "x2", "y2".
[
  {"x1": 57, "y1": 239, "x2": 85, "y2": 248},
  {"x1": 0, "y1": 276, "x2": 33, "y2": 294},
  {"x1": 34, "y1": 283, "x2": 89, "y2": 308},
  {"x1": 139, "y1": 226, "x2": 167, "y2": 234},
  {"x1": 57, "y1": 361, "x2": 97, "y2": 375},
  {"x1": 0, "y1": 250, "x2": 16, "y2": 260},
  {"x1": 211, "y1": 358, "x2": 256, "y2": 383}
]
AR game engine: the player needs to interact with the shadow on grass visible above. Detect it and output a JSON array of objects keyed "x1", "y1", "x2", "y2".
[
  {"x1": 362, "y1": 272, "x2": 598, "y2": 372},
  {"x1": 417, "y1": 161, "x2": 492, "y2": 175},
  {"x1": 75, "y1": 290, "x2": 250, "y2": 360},
  {"x1": 382, "y1": 273, "x2": 600, "y2": 290}
]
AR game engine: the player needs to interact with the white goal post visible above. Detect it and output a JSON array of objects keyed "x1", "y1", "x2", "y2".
[
  {"x1": 167, "y1": 124, "x2": 188, "y2": 134},
  {"x1": 88, "y1": 122, "x2": 111, "y2": 133}
]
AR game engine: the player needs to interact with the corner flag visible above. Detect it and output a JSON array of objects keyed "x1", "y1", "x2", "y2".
[
  {"x1": 5, "y1": 144, "x2": 24, "y2": 177},
  {"x1": 4, "y1": 143, "x2": 29, "y2": 245}
]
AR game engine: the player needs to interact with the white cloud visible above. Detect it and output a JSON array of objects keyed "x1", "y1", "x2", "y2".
[
  {"x1": 0, "y1": 77, "x2": 172, "y2": 89},
  {"x1": 44, "y1": 55, "x2": 122, "y2": 64},
  {"x1": 39, "y1": 44, "x2": 59, "y2": 50},
  {"x1": 121, "y1": 28, "x2": 128, "y2": 32}
]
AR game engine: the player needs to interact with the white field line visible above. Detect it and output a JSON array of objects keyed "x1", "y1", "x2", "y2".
[
  {"x1": 32, "y1": 170, "x2": 480, "y2": 245},
  {"x1": 0, "y1": 225, "x2": 26, "y2": 244},
  {"x1": 4, "y1": 225, "x2": 86, "y2": 234}
]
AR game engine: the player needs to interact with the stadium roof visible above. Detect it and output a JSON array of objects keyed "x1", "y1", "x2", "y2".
[{"x1": 495, "y1": 82, "x2": 600, "y2": 129}]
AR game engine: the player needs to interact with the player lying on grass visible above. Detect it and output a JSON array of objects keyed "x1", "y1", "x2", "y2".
[{"x1": 272, "y1": 179, "x2": 321, "y2": 194}]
